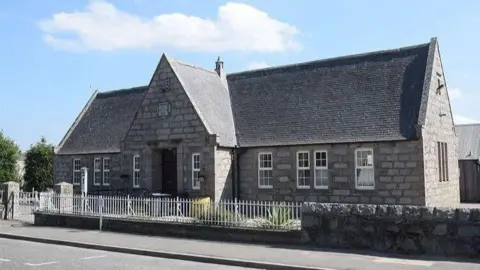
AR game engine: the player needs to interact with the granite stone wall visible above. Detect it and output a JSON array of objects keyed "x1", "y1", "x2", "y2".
[
  {"x1": 301, "y1": 202, "x2": 480, "y2": 256},
  {"x1": 238, "y1": 141, "x2": 426, "y2": 205},
  {"x1": 419, "y1": 41, "x2": 460, "y2": 207},
  {"x1": 121, "y1": 55, "x2": 216, "y2": 198},
  {"x1": 34, "y1": 212, "x2": 302, "y2": 246},
  {"x1": 53, "y1": 153, "x2": 121, "y2": 193},
  {"x1": 214, "y1": 147, "x2": 233, "y2": 201}
]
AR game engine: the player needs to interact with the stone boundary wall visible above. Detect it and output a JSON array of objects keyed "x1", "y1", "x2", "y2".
[
  {"x1": 33, "y1": 212, "x2": 302, "y2": 246},
  {"x1": 301, "y1": 203, "x2": 480, "y2": 257}
]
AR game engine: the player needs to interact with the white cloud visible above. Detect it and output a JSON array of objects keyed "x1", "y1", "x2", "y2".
[
  {"x1": 247, "y1": 61, "x2": 270, "y2": 70},
  {"x1": 38, "y1": 1, "x2": 301, "y2": 53},
  {"x1": 449, "y1": 88, "x2": 462, "y2": 100},
  {"x1": 454, "y1": 114, "x2": 478, "y2": 125}
]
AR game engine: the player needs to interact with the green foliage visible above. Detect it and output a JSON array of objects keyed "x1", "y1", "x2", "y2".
[
  {"x1": 0, "y1": 131, "x2": 21, "y2": 183},
  {"x1": 23, "y1": 137, "x2": 54, "y2": 191},
  {"x1": 265, "y1": 204, "x2": 292, "y2": 225}
]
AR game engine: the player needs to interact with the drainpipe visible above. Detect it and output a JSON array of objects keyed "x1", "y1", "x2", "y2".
[{"x1": 232, "y1": 145, "x2": 247, "y2": 199}]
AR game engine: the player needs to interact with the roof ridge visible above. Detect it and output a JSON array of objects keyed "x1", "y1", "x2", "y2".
[
  {"x1": 98, "y1": 85, "x2": 148, "y2": 96},
  {"x1": 227, "y1": 41, "x2": 431, "y2": 77},
  {"x1": 455, "y1": 123, "x2": 480, "y2": 127}
]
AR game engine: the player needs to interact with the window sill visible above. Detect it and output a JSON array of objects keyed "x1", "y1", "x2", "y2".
[
  {"x1": 258, "y1": 185, "x2": 273, "y2": 189},
  {"x1": 314, "y1": 186, "x2": 329, "y2": 190},
  {"x1": 132, "y1": 185, "x2": 140, "y2": 189},
  {"x1": 191, "y1": 187, "x2": 201, "y2": 191},
  {"x1": 296, "y1": 186, "x2": 310, "y2": 190},
  {"x1": 93, "y1": 184, "x2": 101, "y2": 186},
  {"x1": 102, "y1": 184, "x2": 110, "y2": 186}
]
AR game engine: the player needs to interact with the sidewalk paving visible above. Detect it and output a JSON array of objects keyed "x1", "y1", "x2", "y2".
[{"x1": 0, "y1": 220, "x2": 479, "y2": 270}]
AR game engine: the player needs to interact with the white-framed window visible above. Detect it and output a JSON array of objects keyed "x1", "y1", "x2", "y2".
[
  {"x1": 133, "y1": 155, "x2": 140, "y2": 188},
  {"x1": 355, "y1": 148, "x2": 375, "y2": 189},
  {"x1": 314, "y1": 151, "x2": 328, "y2": 189},
  {"x1": 72, "y1": 159, "x2": 81, "y2": 185},
  {"x1": 192, "y1": 153, "x2": 201, "y2": 190},
  {"x1": 102, "y1": 158, "x2": 110, "y2": 186},
  {"x1": 93, "y1": 158, "x2": 101, "y2": 185},
  {"x1": 258, "y1": 152, "x2": 273, "y2": 188},
  {"x1": 296, "y1": 151, "x2": 310, "y2": 189},
  {"x1": 437, "y1": 142, "x2": 448, "y2": 182}
]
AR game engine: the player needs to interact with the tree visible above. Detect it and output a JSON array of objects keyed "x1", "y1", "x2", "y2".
[
  {"x1": 0, "y1": 131, "x2": 21, "y2": 183},
  {"x1": 23, "y1": 137, "x2": 54, "y2": 191}
]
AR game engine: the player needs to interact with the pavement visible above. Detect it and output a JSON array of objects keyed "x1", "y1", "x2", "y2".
[
  {"x1": 0, "y1": 220, "x2": 479, "y2": 270},
  {"x1": 0, "y1": 238, "x2": 255, "y2": 269}
]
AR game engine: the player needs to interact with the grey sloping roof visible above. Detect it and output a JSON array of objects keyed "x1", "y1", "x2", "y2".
[
  {"x1": 56, "y1": 86, "x2": 147, "y2": 155},
  {"x1": 456, "y1": 124, "x2": 480, "y2": 160},
  {"x1": 169, "y1": 58, "x2": 237, "y2": 147},
  {"x1": 227, "y1": 42, "x2": 431, "y2": 147}
]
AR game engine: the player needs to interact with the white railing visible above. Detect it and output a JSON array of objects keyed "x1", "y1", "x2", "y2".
[{"x1": 37, "y1": 194, "x2": 302, "y2": 230}]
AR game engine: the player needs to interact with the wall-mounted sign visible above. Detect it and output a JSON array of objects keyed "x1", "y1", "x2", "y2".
[{"x1": 157, "y1": 100, "x2": 172, "y2": 117}]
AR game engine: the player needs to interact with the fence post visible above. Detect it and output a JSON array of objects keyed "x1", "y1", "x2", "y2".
[
  {"x1": 2, "y1": 182, "x2": 19, "y2": 220},
  {"x1": 175, "y1": 197, "x2": 179, "y2": 216},
  {"x1": 234, "y1": 198, "x2": 238, "y2": 224},
  {"x1": 127, "y1": 195, "x2": 131, "y2": 216},
  {"x1": 99, "y1": 196, "x2": 103, "y2": 231}
]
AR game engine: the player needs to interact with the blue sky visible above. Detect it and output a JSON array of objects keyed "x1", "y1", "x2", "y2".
[{"x1": 1, "y1": 0, "x2": 479, "y2": 151}]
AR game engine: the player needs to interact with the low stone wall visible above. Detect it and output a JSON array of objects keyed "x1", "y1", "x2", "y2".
[
  {"x1": 302, "y1": 203, "x2": 480, "y2": 257},
  {"x1": 33, "y1": 212, "x2": 302, "y2": 246}
]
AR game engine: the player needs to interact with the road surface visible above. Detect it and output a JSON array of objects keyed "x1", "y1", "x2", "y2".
[{"x1": 0, "y1": 238, "x2": 258, "y2": 270}]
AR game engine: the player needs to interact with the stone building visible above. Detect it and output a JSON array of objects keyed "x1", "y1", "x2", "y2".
[{"x1": 53, "y1": 37, "x2": 460, "y2": 206}]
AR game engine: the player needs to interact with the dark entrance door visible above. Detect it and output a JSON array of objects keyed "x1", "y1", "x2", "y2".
[{"x1": 161, "y1": 148, "x2": 177, "y2": 195}]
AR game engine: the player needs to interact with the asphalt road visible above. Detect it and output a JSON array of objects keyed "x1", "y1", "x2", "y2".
[{"x1": 0, "y1": 238, "x2": 259, "y2": 270}]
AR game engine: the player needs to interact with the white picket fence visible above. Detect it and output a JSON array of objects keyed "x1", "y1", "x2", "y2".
[{"x1": 37, "y1": 193, "x2": 302, "y2": 230}]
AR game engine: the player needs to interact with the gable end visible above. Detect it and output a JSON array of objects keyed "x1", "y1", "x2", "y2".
[{"x1": 55, "y1": 90, "x2": 99, "y2": 154}]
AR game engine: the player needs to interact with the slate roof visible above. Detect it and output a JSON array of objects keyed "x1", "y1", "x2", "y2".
[
  {"x1": 227, "y1": 42, "x2": 431, "y2": 147},
  {"x1": 168, "y1": 58, "x2": 237, "y2": 147},
  {"x1": 456, "y1": 124, "x2": 480, "y2": 160},
  {"x1": 57, "y1": 38, "x2": 438, "y2": 154},
  {"x1": 56, "y1": 86, "x2": 147, "y2": 155}
]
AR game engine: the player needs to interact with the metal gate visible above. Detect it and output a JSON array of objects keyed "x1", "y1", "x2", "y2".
[{"x1": 3, "y1": 191, "x2": 40, "y2": 224}]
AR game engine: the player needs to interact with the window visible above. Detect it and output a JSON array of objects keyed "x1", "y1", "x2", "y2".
[
  {"x1": 192, "y1": 153, "x2": 201, "y2": 190},
  {"x1": 102, "y1": 158, "x2": 110, "y2": 186},
  {"x1": 133, "y1": 155, "x2": 140, "y2": 187},
  {"x1": 73, "y1": 159, "x2": 81, "y2": 185},
  {"x1": 355, "y1": 148, "x2": 374, "y2": 189},
  {"x1": 314, "y1": 151, "x2": 328, "y2": 189},
  {"x1": 258, "y1": 153, "x2": 273, "y2": 188},
  {"x1": 437, "y1": 142, "x2": 448, "y2": 181},
  {"x1": 296, "y1": 151, "x2": 311, "y2": 189},
  {"x1": 93, "y1": 158, "x2": 101, "y2": 185}
]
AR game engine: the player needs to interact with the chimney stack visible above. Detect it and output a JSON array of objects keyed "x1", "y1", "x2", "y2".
[{"x1": 215, "y1": 56, "x2": 224, "y2": 77}]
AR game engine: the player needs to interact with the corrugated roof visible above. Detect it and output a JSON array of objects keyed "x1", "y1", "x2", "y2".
[{"x1": 456, "y1": 124, "x2": 480, "y2": 160}]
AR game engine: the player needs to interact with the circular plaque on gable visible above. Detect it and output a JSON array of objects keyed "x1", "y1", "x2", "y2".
[{"x1": 157, "y1": 100, "x2": 172, "y2": 117}]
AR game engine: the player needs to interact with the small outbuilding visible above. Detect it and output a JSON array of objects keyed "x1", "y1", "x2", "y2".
[{"x1": 456, "y1": 124, "x2": 480, "y2": 202}]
